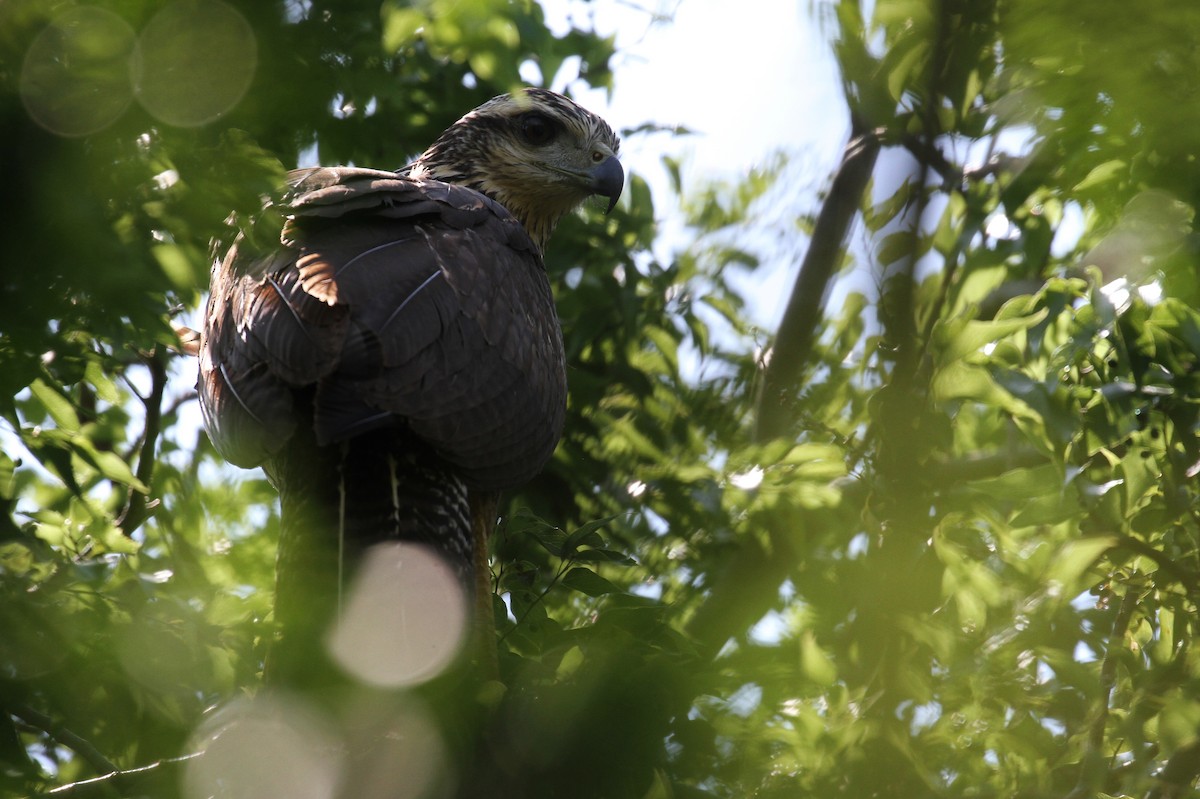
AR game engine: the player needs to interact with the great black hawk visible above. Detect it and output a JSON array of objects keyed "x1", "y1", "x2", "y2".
[{"x1": 197, "y1": 88, "x2": 622, "y2": 683}]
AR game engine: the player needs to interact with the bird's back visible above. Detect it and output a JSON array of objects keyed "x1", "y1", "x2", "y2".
[
  {"x1": 200, "y1": 167, "x2": 567, "y2": 492},
  {"x1": 198, "y1": 168, "x2": 568, "y2": 684}
]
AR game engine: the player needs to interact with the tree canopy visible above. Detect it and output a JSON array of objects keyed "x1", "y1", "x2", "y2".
[{"x1": 3, "y1": 1, "x2": 1200, "y2": 797}]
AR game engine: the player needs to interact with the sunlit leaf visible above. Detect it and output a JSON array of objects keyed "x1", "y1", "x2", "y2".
[
  {"x1": 30, "y1": 379, "x2": 79, "y2": 432},
  {"x1": 799, "y1": 631, "x2": 837, "y2": 686},
  {"x1": 933, "y1": 308, "x2": 1049, "y2": 363},
  {"x1": 1045, "y1": 536, "x2": 1117, "y2": 590},
  {"x1": 1073, "y1": 159, "x2": 1128, "y2": 193},
  {"x1": 70, "y1": 437, "x2": 148, "y2": 493}
]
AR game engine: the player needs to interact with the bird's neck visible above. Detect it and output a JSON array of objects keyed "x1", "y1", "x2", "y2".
[{"x1": 407, "y1": 161, "x2": 571, "y2": 253}]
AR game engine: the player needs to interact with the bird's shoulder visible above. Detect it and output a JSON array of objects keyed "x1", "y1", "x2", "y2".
[
  {"x1": 222, "y1": 166, "x2": 540, "y2": 279},
  {"x1": 200, "y1": 165, "x2": 565, "y2": 483},
  {"x1": 289, "y1": 167, "x2": 532, "y2": 241}
]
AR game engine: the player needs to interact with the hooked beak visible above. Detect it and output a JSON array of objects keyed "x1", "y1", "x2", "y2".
[{"x1": 589, "y1": 155, "x2": 624, "y2": 214}]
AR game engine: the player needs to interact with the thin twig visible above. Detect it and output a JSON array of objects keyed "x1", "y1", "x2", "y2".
[
  {"x1": 1114, "y1": 535, "x2": 1200, "y2": 595},
  {"x1": 895, "y1": 132, "x2": 963, "y2": 189},
  {"x1": 26, "y1": 753, "x2": 201, "y2": 799},
  {"x1": 1145, "y1": 741, "x2": 1200, "y2": 799},
  {"x1": 496, "y1": 558, "x2": 572, "y2": 646},
  {"x1": 923, "y1": 448, "x2": 1047, "y2": 483},
  {"x1": 7, "y1": 703, "x2": 117, "y2": 777},
  {"x1": 1066, "y1": 587, "x2": 1138, "y2": 799},
  {"x1": 470, "y1": 491, "x2": 501, "y2": 682},
  {"x1": 116, "y1": 348, "x2": 167, "y2": 536},
  {"x1": 1094, "y1": 589, "x2": 1138, "y2": 749}
]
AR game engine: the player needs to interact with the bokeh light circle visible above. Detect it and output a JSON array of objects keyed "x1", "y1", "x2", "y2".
[
  {"x1": 326, "y1": 542, "x2": 469, "y2": 688},
  {"x1": 19, "y1": 7, "x2": 136, "y2": 137},
  {"x1": 183, "y1": 696, "x2": 341, "y2": 799},
  {"x1": 130, "y1": 0, "x2": 257, "y2": 127},
  {"x1": 338, "y1": 694, "x2": 450, "y2": 799}
]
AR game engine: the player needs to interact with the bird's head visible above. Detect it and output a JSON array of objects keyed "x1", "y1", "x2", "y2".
[{"x1": 409, "y1": 88, "x2": 623, "y2": 250}]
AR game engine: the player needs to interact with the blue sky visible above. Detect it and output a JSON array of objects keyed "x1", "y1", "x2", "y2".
[
  {"x1": 540, "y1": 0, "x2": 852, "y2": 327},
  {"x1": 543, "y1": 0, "x2": 845, "y2": 178}
]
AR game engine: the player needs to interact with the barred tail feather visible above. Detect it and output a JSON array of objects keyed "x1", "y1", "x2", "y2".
[
  {"x1": 265, "y1": 429, "x2": 472, "y2": 688},
  {"x1": 336, "y1": 436, "x2": 472, "y2": 576}
]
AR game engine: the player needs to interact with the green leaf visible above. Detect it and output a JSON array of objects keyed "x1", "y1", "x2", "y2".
[
  {"x1": 968, "y1": 463, "x2": 1061, "y2": 500},
  {"x1": 1045, "y1": 537, "x2": 1116, "y2": 589},
  {"x1": 931, "y1": 361, "x2": 1025, "y2": 417},
  {"x1": 573, "y1": 548, "x2": 637, "y2": 565},
  {"x1": 643, "y1": 325, "x2": 680, "y2": 372},
  {"x1": 1010, "y1": 492, "x2": 1079, "y2": 527},
  {"x1": 100, "y1": 524, "x2": 140, "y2": 554},
  {"x1": 885, "y1": 39, "x2": 930, "y2": 101},
  {"x1": 382, "y1": 6, "x2": 428, "y2": 53},
  {"x1": 0, "y1": 450, "x2": 15, "y2": 501},
  {"x1": 1158, "y1": 696, "x2": 1200, "y2": 753},
  {"x1": 70, "y1": 437, "x2": 148, "y2": 492},
  {"x1": 151, "y1": 244, "x2": 196, "y2": 290},
  {"x1": 528, "y1": 527, "x2": 566, "y2": 557},
  {"x1": 561, "y1": 567, "x2": 619, "y2": 597},
  {"x1": 1073, "y1": 159, "x2": 1127, "y2": 193},
  {"x1": 1118, "y1": 449, "x2": 1160, "y2": 517},
  {"x1": 799, "y1": 631, "x2": 837, "y2": 686},
  {"x1": 563, "y1": 514, "x2": 618, "y2": 555},
  {"x1": 877, "y1": 230, "x2": 918, "y2": 266},
  {"x1": 506, "y1": 508, "x2": 567, "y2": 555},
  {"x1": 933, "y1": 308, "x2": 1049, "y2": 363},
  {"x1": 84, "y1": 360, "x2": 122, "y2": 404},
  {"x1": 960, "y1": 67, "x2": 982, "y2": 113},
  {"x1": 0, "y1": 542, "x2": 34, "y2": 576},
  {"x1": 866, "y1": 178, "x2": 913, "y2": 232},
  {"x1": 30, "y1": 379, "x2": 80, "y2": 432},
  {"x1": 953, "y1": 585, "x2": 988, "y2": 631},
  {"x1": 555, "y1": 645, "x2": 584, "y2": 680}
]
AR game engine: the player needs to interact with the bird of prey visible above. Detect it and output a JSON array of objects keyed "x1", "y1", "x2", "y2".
[{"x1": 197, "y1": 88, "x2": 622, "y2": 684}]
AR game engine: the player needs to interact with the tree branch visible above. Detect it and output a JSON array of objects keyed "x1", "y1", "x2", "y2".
[
  {"x1": 923, "y1": 448, "x2": 1047, "y2": 483},
  {"x1": 116, "y1": 348, "x2": 167, "y2": 536},
  {"x1": 1114, "y1": 534, "x2": 1200, "y2": 595},
  {"x1": 1093, "y1": 589, "x2": 1137, "y2": 750},
  {"x1": 470, "y1": 490, "x2": 501, "y2": 682},
  {"x1": 683, "y1": 514, "x2": 798, "y2": 656},
  {"x1": 7, "y1": 703, "x2": 117, "y2": 777},
  {"x1": 895, "y1": 132, "x2": 963, "y2": 189},
  {"x1": 25, "y1": 753, "x2": 201, "y2": 799},
  {"x1": 1067, "y1": 588, "x2": 1138, "y2": 799},
  {"x1": 1146, "y1": 741, "x2": 1200, "y2": 799},
  {"x1": 753, "y1": 124, "x2": 880, "y2": 443}
]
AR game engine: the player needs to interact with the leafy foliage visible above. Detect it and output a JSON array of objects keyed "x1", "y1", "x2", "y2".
[{"x1": 4, "y1": 0, "x2": 1200, "y2": 797}]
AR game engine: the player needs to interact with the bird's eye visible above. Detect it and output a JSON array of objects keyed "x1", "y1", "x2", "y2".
[{"x1": 520, "y1": 113, "x2": 555, "y2": 145}]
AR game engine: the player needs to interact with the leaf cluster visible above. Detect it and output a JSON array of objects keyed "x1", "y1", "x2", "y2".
[{"x1": 7, "y1": 1, "x2": 1200, "y2": 798}]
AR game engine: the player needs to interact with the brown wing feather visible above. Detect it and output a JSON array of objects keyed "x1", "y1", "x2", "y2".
[{"x1": 199, "y1": 168, "x2": 566, "y2": 490}]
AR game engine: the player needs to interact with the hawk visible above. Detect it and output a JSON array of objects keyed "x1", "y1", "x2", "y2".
[{"x1": 197, "y1": 89, "x2": 622, "y2": 683}]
